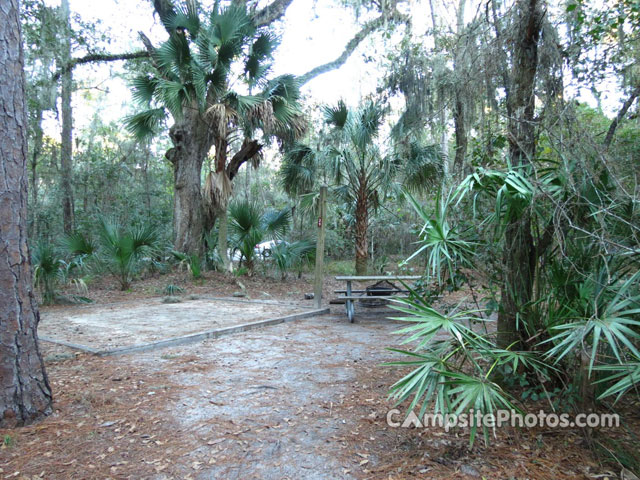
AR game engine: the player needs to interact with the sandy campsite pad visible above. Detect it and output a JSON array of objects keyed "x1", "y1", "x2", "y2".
[{"x1": 38, "y1": 298, "x2": 308, "y2": 352}]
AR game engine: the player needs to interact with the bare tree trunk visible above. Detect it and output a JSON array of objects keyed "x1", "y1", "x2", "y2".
[
  {"x1": 453, "y1": 94, "x2": 467, "y2": 173},
  {"x1": 60, "y1": 0, "x2": 74, "y2": 234},
  {"x1": 0, "y1": 0, "x2": 53, "y2": 427},
  {"x1": 498, "y1": 0, "x2": 544, "y2": 349},
  {"x1": 217, "y1": 211, "x2": 231, "y2": 272},
  {"x1": 452, "y1": 0, "x2": 468, "y2": 175},
  {"x1": 428, "y1": 0, "x2": 450, "y2": 182},
  {"x1": 355, "y1": 180, "x2": 368, "y2": 275},
  {"x1": 30, "y1": 107, "x2": 44, "y2": 237},
  {"x1": 603, "y1": 84, "x2": 640, "y2": 149},
  {"x1": 166, "y1": 111, "x2": 212, "y2": 255}
]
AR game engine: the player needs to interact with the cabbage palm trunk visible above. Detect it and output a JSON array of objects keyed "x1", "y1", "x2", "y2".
[{"x1": 355, "y1": 178, "x2": 369, "y2": 275}]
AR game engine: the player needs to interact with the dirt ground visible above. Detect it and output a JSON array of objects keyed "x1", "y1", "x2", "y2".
[
  {"x1": 38, "y1": 298, "x2": 307, "y2": 351},
  {"x1": 1, "y1": 276, "x2": 639, "y2": 479}
]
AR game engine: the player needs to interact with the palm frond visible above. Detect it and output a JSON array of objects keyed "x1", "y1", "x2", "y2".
[
  {"x1": 156, "y1": 78, "x2": 191, "y2": 118},
  {"x1": 131, "y1": 75, "x2": 158, "y2": 106},
  {"x1": 280, "y1": 143, "x2": 317, "y2": 196},
  {"x1": 60, "y1": 232, "x2": 96, "y2": 257},
  {"x1": 167, "y1": 0, "x2": 201, "y2": 39},
  {"x1": 124, "y1": 108, "x2": 167, "y2": 140},
  {"x1": 401, "y1": 141, "x2": 444, "y2": 192},
  {"x1": 323, "y1": 100, "x2": 349, "y2": 129},
  {"x1": 262, "y1": 207, "x2": 291, "y2": 240}
]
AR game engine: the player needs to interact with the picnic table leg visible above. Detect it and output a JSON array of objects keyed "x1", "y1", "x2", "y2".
[{"x1": 346, "y1": 280, "x2": 354, "y2": 323}]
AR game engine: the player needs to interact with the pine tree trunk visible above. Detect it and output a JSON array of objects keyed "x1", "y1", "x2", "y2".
[
  {"x1": 354, "y1": 182, "x2": 368, "y2": 275},
  {"x1": 0, "y1": 0, "x2": 53, "y2": 427},
  {"x1": 60, "y1": 0, "x2": 74, "y2": 234},
  {"x1": 498, "y1": 0, "x2": 543, "y2": 349}
]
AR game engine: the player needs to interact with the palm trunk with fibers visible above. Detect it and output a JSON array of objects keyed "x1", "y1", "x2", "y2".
[
  {"x1": 355, "y1": 182, "x2": 369, "y2": 275},
  {"x1": 204, "y1": 169, "x2": 233, "y2": 270},
  {"x1": 60, "y1": 0, "x2": 74, "y2": 234},
  {"x1": 203, "y1": 137, "x2": 262, "y2": 268},
  {"x1": 0, "y1": 0, "x2": 53, "y2": 427},
  {"x1": 498, "y1": 0, "x2": 543, "y2": 349}
]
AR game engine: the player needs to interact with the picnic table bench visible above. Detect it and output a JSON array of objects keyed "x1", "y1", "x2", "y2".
[{"x1": 334, "y1": 275, "x2": 421, "y2": 322}]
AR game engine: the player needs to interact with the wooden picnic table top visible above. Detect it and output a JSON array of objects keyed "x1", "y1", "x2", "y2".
[{"x1": 334, "y1": 275, "x2": 421, "y2": 281}]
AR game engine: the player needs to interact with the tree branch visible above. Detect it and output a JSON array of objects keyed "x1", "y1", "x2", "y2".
[
  {"x1": 603, "y1": 84, "x2": 640, "y2": 149},
  {"x1": 227, "y1": 140, "x2": 262, "y2": 180},
  {"x1": 253, "y1": 0, "x2": 295, "y2": 26},
  {"x1": 50, "y1": 51, "x2": 149, "y2": 83},
  {"x1": 152, "y1": 0, "x2": 176, "y2": 33},
  {"x1": 297, "y1": 10, "x2": 409, "y2": 86}
]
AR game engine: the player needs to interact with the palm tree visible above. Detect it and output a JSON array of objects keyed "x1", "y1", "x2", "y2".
[
  {"x1": 281, "y1": 101, "x2": 443, "y2": 275},
  {"x1": 126, "y1": 1, "x2": 305, "y2": 255}
]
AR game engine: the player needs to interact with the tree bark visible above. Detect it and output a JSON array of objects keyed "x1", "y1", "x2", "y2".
[
  {"x1": 0, "y1": 0, "x2": 53, "y2": 428},
  {"x1": 60, "y1": 0, "x2": 74, "y2": 234},
  {"x1": 452, "y1": 0, "x2": 467, "y2": 176},
  {"x1": 30, "y1": 107, "x2": 44, "y2": 237},
  {"x1": 498, "y1": 0, "x2": 544, "y2": 349},
  {"x1": 453, "y1": 93, "x2": 467, "y2": 174},
  {"x1": 603, "y1": 84, "x2": 640, "y2": 149},
  {"x1": 165, "y1": 109, "x2": 213, "y2": 254},
  {"x1": 51, "y1": 50, "x2": 149, "y2": 83},
  {"x1": 354, "y1": 180, "x2": 369, "y2": 275}
]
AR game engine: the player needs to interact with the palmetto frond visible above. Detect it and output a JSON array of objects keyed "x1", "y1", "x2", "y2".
[
  {"x1": 323, "y1": 100, "x2": 349, "y2": 129},
  {"x1": 165, "y1": 0, "x2": 201, "y2": 39},
  {"x1": 400, "y1": 141, "x2": 444, "y2": 192},
  {"x1": 60, "y1": 232, "x2": 96, "y2": 257},
  {"x1": 262, "y1": 75, "x2": 306, "y2": 141},
  {"x1": 210, "y1": 4, "x2": 254, "y2": 67},
  {"x1": 124, "y1": 108, "x2": 167, "y2": 140},
  {"x1": 262, "y1": 207, "x2": 291, "y2": 240},
  {"x1": 350, "y1": 101, "x2": 385, "y2": 153},
  {"x1": 155, "y1": 79, "x2": 191, "y2": 119},
  {"x1": 155, "y1": 34, "x2": 191, "y2": 81},
  {"x1": 280, "y1": 143, "x2": 317, "y2": 196},
  {"x1": 97, "y1": 217, "x2": 160, "y2": 290},
  {"x1": 131, "y1": 75, "x2": 158, "y2": 106},
  {"x1": 245, "y1": 32, "x2": 278, "y2": 87}
]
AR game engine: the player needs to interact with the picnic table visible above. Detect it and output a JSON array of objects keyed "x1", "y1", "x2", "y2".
[{"x1": 334, "y1": 275, "x2": 421, "y2": 322}]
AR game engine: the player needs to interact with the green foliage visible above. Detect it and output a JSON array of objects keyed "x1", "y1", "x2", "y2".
[
  {"x1": 228, "y1": 200, "x2": 291, "y2": 273},
  {"x1": 32, "y1": 242, "x2": 65, "y2": 305},
  {"x1": 271, "y1": 239, "x2": 316, "y2": 279},
  {"x1": 386, "y1": 291, "x2": 546, "y2": 446},
  {"x1": 159, "y1": 284, "x2": 185, "y2": 296},
  {"x1": 172, "y1": 251, "x2": 203, "y2": 280},
  {"x1": 97, "y1": 217, "x2": 160, "y2": 290},
  {"x1": 402, "y1": 189, "x2": 475, "y2": 289}
]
